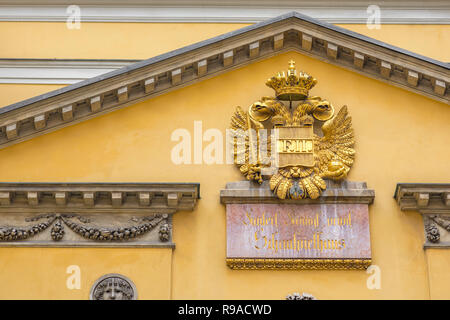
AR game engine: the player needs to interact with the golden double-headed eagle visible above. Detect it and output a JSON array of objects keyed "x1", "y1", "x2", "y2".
[{"x1": 230, "y1": 60, "x2": 355, "y2": 200}]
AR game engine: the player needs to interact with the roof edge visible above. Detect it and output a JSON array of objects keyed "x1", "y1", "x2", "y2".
[
  {"x1": 1, "y1": 11, "x2": 448, "y2": 114},
  {"x1": 0, "y1": 11, "x2": 447, "y2": 150}
]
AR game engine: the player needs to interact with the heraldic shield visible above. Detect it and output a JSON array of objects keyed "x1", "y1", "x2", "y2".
[
  {"x1": 230, "y1": 60, "x2": 355, "y2": 200},
  {"x1": 276, "y1": 126, "x2": 314, "y2": 168}
]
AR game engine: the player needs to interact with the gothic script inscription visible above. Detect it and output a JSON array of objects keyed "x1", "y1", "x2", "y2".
[{"x1": 226, "y1": 204, "x2": 371, "y2": 259}]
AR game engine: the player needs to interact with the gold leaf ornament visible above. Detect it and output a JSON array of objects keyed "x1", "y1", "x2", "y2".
[{"x1": 230, "y1": 61, "x2": 355, "y2": 200}]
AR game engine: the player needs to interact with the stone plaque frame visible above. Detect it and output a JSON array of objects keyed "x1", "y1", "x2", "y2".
[{"x1": 220, "y1": 180, "x2": 375, "y2": 270}]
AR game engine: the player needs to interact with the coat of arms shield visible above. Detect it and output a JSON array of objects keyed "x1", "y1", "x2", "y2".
[{"x1": 276, "y1": 125, "x2": 314, "y2": 168}]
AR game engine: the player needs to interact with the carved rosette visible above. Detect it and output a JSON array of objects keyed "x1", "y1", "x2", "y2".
[
  {"x1": 424, "y1": 215, "x2": 450, "y2": 244},
  {"x1": 158, "y1": 222, "x2": 171, "y2": 242},
  {"x1": 50, "y1": 220, "x2": 65, "y2": 241},
  {"x1": 425, "y1": 217, "x2": 440, "y2": 243}
]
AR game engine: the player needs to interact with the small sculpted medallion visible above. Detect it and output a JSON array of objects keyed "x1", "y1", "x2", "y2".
[{"x1": 90, "y1": 274, "x2": 137, "y2": 300}]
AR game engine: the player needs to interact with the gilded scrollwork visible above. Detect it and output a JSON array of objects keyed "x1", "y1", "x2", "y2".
[
  {"x1": 226, "y1": 258, "x2": 371, "y2": 270},
  {"x1": 230, "y1": 60, "x2": 355, "y2": 200}
]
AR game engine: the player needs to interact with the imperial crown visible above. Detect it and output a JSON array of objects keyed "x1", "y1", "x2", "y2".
[{"x1": 265, "y1": 60, "x2": 317, "y2": 101}]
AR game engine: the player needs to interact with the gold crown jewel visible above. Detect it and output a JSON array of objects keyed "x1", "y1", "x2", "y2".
[{"x1": 265, "y1": 60, "x2": 317, "y2": 101}]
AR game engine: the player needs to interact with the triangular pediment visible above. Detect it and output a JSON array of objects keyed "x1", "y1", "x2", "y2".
[{"x1": 0, "y1": 11, "x2": 448, "y2": 150}]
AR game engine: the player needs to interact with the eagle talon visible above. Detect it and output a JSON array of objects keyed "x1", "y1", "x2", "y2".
[
  {"x1": 247, "y1": 164, "x2": 263, "y2": 184},
  {"x1": 322, "y1": 160, "x2": 348, "y2": 180}
]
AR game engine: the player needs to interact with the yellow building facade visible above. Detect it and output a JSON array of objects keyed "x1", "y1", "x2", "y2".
[{"x1": 0, "y1": 2, "x2": 448, "y2": 300}]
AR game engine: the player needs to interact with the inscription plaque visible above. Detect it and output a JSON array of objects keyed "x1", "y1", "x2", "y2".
[{"x1": 226, "y1": 203, "x2": 371, "y2": 269}]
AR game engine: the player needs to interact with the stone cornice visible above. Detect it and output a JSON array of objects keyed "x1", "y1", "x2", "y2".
[
  {"x1": 221, "y1": 181, "x2": 375, "y2": 205},
  {"x1": 394, "y1": 183, "x2": 450, "y2": 214},
  {"x1": 0, "y1": 182, "x2": 200, "y2": 213},
  {"x1": 0, "y1": 182, "x2": 199, "y2": 247},
  {"x1": 0, "y1": 12, "x2": 448, "y2": 150},
  {"x1": 395, "y1": 183, "x2": 450, "y2": 249}
]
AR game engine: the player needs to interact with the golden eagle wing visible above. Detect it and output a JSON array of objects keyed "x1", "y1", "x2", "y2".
[
  {"x1": 230, "y1": 106, "x2": 271, "y2": 183},
  {"x1": 314, "y1": 105, "x2": 355, "y2": 180},
  {"x1": 230, "y1": 106, "x2": 251, "y2": 165}
]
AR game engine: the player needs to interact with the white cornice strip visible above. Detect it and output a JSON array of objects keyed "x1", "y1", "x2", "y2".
[
  {"x1": 0, "y1": 5, "x2": 449, "y2": 24},
  {"x1": 0, "y1": 59, "x2": 139, "y2": 84}
]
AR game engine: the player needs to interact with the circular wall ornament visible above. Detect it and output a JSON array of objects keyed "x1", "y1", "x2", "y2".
[{"x1": 89, "y1": 273, "x2": 137, "y2": 300}]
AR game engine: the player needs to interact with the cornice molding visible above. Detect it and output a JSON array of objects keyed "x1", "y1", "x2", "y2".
[
  {"x1": 220, "y1": 181, "x2": 375, "y2": 205},
  {"x1": 0, "y1": 3, "x2": 449, "y2": 24},
  {"x1": 0, "y1": 12, "x2": 448, "y2": 151},
  {"x1": 394, "y1": 183, "x2": 450, "y2": 249},
  {"x1": 0, "y1": 182, "x2": 199, "y2": 247},
  {"x1": 0, "y1": 59, "x2": 139, "y2": 84},
  {"x1": 394, "y1": 183, "x2": 450, "y2": 214},
  {"x1": 0, "y1": 182, "x2": 200, "y2": 213}
]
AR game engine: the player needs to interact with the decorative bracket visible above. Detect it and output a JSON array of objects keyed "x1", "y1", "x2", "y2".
[{"x1": 394, "y1": 183, "x2": 450, "y2": 249}]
